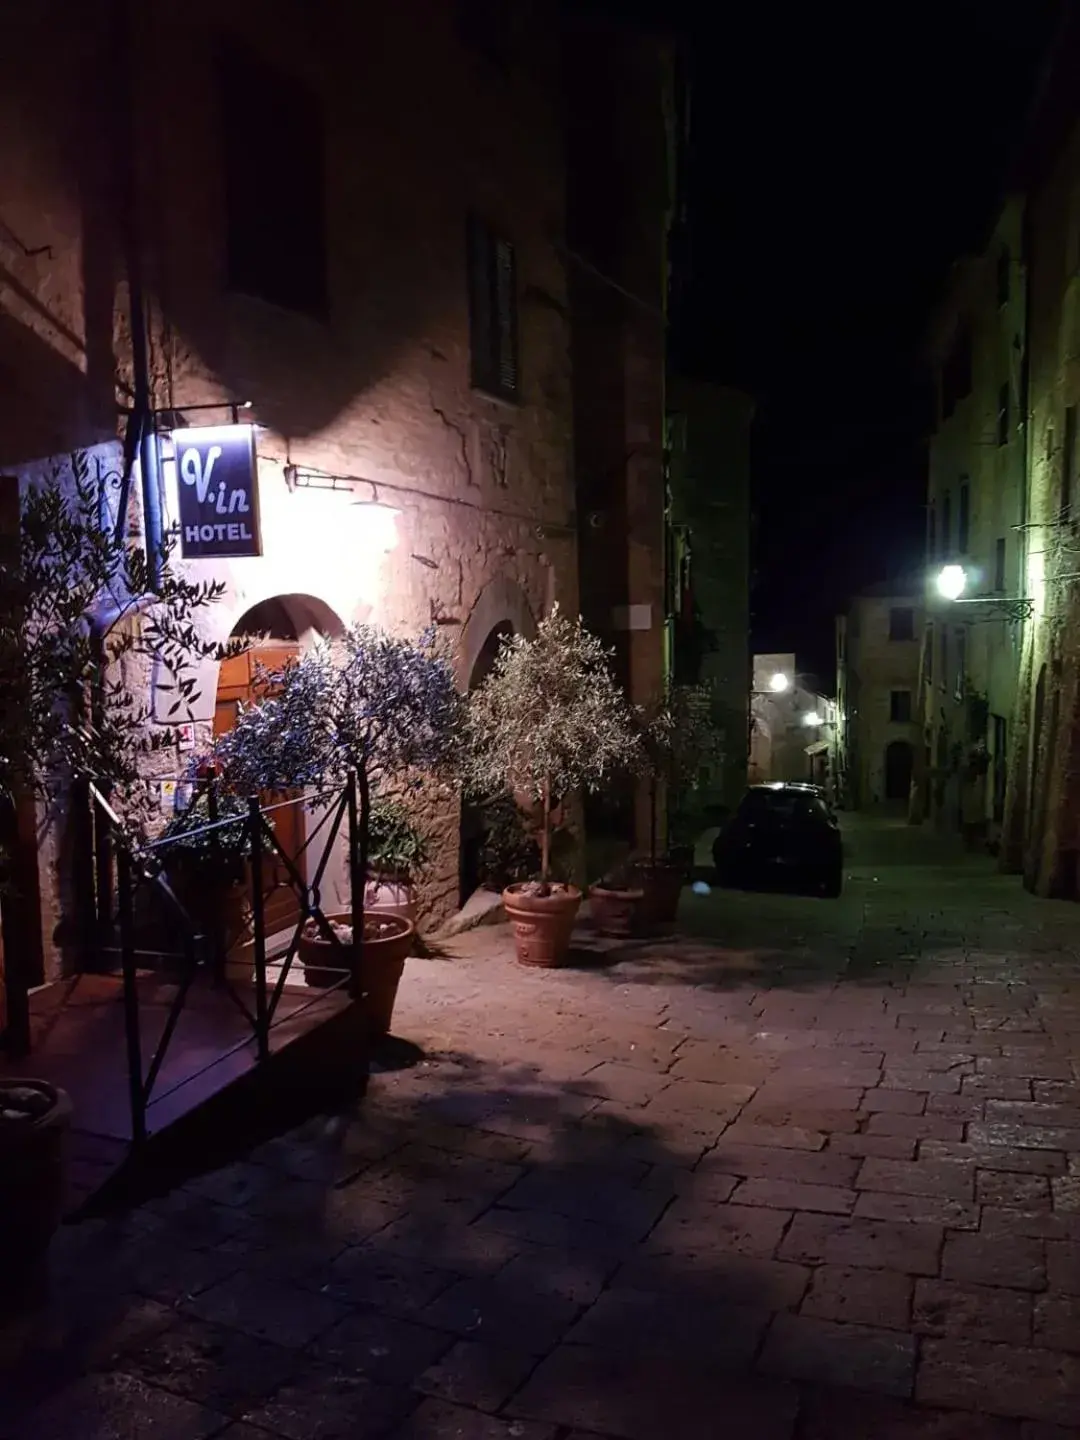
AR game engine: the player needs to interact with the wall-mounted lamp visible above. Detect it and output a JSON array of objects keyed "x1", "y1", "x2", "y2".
[{"x1": 933, "y1": 563, "x2": 1033, "y2": 621}]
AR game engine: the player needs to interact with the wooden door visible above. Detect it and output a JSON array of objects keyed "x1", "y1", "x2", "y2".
[{"x1": 214, "y1": 644, "x2": 304, "y2": 936}]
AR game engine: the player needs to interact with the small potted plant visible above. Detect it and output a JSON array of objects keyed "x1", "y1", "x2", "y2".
[
  {"x1": 363, "y1": 796, "x2": 428, "y2": 925},
  {"x1": 157, "y1": 779, "x2": 255, "y2": 972},
  {"x1": 589, "y1": 859, "x2": 647, "y2": 938},
  {"x1": 464, "y1": 606, "x2": 639, "y2": 967},
  {"x1": 297, "y1": 911, "x2": 413, "y2": 1033}
]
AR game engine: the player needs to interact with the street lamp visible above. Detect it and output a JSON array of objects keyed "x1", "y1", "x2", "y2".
[
  {"x1": 802, "y1": 710, "x2": 823, "y2": 727},
  {"x1": 768, "y1": 671, "x2": 791, "y2": 694},
  {"x1": 936, "y1": 564, "x2": 967, "y2": 601}
]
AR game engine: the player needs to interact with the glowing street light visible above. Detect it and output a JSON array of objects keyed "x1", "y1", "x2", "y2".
[
  {"x1": 802, "y1": 710, "x2": 823, "y2": 727},
  {"x1": 769, "y1": 671, "x2": 791, "y2": 694},
  {"x1": 936, "y1": 564, "x2": 967, "y2": 601}
]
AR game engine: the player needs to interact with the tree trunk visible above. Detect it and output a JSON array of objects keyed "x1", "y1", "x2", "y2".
[
  {"x1": 357, "y1": 766, "x2": 371, "y2": 965},
  {"x1": 648, "y1": 776, "x2": 658, "y2": 865},
  {"x1": 541, "y1": 776, "x2": 551, "y2": 884}
]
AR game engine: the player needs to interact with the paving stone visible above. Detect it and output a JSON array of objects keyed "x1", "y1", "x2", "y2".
[
  {"x1": 881, "y1": 1070, "x2": 964, "y2": 1094},
  {"x1": 1052, "y1": 1172, "x2": 1080, "y2": 1211},
  {"x1": 1035, "y1": 1293, "x2": 1080, "y2": 1354},
  {"x1": 568, "y1": 1285, "x2": 769, "y2": 1364},
  {"x1": 316, "y1": 1308, "x2": 454, "y2": 1384},
  {"x1": 962, "y1": 1076, "x2": 1039, "y2": 1101},
  {"x1": 926, "y1": 1095, "x2": 987, "y2": 1122},
  {"x1": 415, "y1": 1339, "x2": 540, "y2": 1412},
  {"x1": 758, "y1": 1312, "x2": 916, "y2": 1397},
  {"x1": 854, "y1": 1191, "x2": 980, "y2": 1229},
  {"x1": 980, "y1": 1208, "x2": 1080, "y2": 1242},
  {"x1": 942, "y1": 1234, "x2": 1046, "y2": 1292},
  {"x1": 182, "y1": 1272, "x2": 348, "y2": 1348},
  {"x1": 6, "y1": 1370, "x2": 229, "y2": 1440},
  {"x1": 779, "y1": 1212, "x2": 943, "y2": 1276},
  {"x1": 800, "y1": 1264, "x2": 912, "y2": 1329},
  {"x1": 475, "y1": 1205, "x2": 638, "y2": 1257},
  {"x1": 830, "y1": 1132, "x2": 918, "y2": 1160},
  {"x1": 986, "y1": 1101, "x2": 1080, "y2": 1128},
  {"x1": 322, "y1": 1248, "x2": 459, "y2": 1313},
  {"x1": 703, "y1": 1141, "x2": 860, "y2": 1187},
  {"x1": 920, "y1": 1140, "x2": 1067, "y2": 1176},
  {"x1": 646, "y1": 1200, "x2": 792, "y2": 1259},
  {"x1": 614, "y1": 1251, "x2": 810, "y2": 1307},
  {"x1": 1046, "y1": 1242, "x2": 1080, "y2": 1295},
  {"x1": 737, "y1": 1103, "x2": 862, "y2": 1134},
  {"x1": 917, "y1": 1339, "x2": 1080, "y2": 1426},
  {"x1": 573, "y1": 1061, "x2": 672, "y2": 1107},
  {"x1": 746, "y1": 1084, "x2": 866, "y2": 1111},
  {"x1": 913, "y1": 1279, "x2": 1032, "y2": 1344},
  {"x1": 508, "y1": 1344, "x2": 800, "y2": 1439},
  {"x1": 732, "y1": 1178, "x2": 855, "y2": 1214},
  {"x1": 418, "y1": 1276, "x2": 580, "y2": 1354},
  {"x1": 858, "y1": 1158, "x2": 974, "y2": 1200},
  {"x1": 241, "y1": 1365, "x2": 414, "y2": 1438},
  {"x1": 111, "y1": 1316, "x2": 299, "y2": 1416},
  {"x1": 862, "y1": 1090, "x2": 928, "y2": 1115},
  {"x1": 969, "y1": 1123, "x2": 1080, "y2": 1152},
  {"x1": 976, "y1": 1057, "x2": 1074, "y2": 1082},
  {"x1": 494, "y1": 1244, "x2": 618, "y2": 1304},
  {"x1": 392, "y1": 1398, "x2": 558, "y2": 1439},
  {"x1": 645, "y1": 1078, "x2": 757, "y2": 1114},
  {"x1": 495, "y1": 1169, "x2": 668, "y2": 1239},
  {"x1": 366, "y1": 1216, "x2": 521, "y2": 1276},
  {"x1": 866, "y1": 1113, "x2": 964, "y2": 1141},
  {"x1": 720, "y1": 1123, "x2": 827, "y2": 1150},
  {"x1": 797, "y1": 1387, "x2": 1020, "y2": 1438},
  {"x1": 978, "y1": 1172, "x2": 1053, "y2": 1209}
]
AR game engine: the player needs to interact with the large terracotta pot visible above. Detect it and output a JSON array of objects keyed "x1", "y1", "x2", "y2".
[
  {"x1": 0, "y1": 1080, "x2": 72, "y2": 1298},
  {"x1": 634, "y1": 859, "x2": 685, "y2": 927},
  {"x1": 589, "y1": 884, "x2": 646, "y2": 938},
  {"x1": 297, "y1": 911, "x2": 415, "y2": 1036},
  {"x1": 502, "y1": 883, "x2": 582, "y2": 968}
]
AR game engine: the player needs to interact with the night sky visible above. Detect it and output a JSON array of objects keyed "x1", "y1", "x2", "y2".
[{"x1": 584, "y1": 0, "x2": 1064, "y2": 682}]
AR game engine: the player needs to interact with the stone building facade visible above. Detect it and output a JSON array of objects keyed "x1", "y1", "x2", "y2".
[
  {"x1": 0, "y1": 0, "x2": 674, "y2": 988},
  {"x1": 917, "y1": 197, "x2": 1026, "y2": 846},
  {"x1": 835, "y1": 585, "x2": 923, "y2": 811}
]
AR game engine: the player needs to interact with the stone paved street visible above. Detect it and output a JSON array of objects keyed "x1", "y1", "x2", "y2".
[{"x1": 3, "y1": 815, "x2": 1080, "y2": 1438}]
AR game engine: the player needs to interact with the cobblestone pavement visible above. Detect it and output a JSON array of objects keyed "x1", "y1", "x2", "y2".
[{"x1": 3, "y1": 815, "x2": 1080, "y2": 1439}]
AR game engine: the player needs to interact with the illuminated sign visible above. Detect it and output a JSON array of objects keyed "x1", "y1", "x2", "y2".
[{"x1": 173, "y1": 425, "x2": 262, "y2": 559}]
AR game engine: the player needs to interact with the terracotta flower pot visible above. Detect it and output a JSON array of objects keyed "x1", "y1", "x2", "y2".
[
  {"x1": 297, "y1": 911, "x2": 415, "y2": 1036},
  {"x1": 0, "y1": 1080, "x2": 72, "y2": 1299},
  {"x1": 634, "y1": 859, "x2": 685, "y2": 927},
  {"x1": 589, "y1": 884, "x2": 646, "y2": 938},
  {"x1": 502, "y1": 883, "x2": 582, "y2": 967}
]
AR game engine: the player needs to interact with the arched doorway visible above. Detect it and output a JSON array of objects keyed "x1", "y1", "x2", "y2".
[
  {"x1": 884, "y1": 739, "x2": 914, "y2": 803},
  {"x1": 459, "y1": 622, "x2": 514, "y2": 905},
  {"x1": 215, "y1": 594, "x2": 344, "y2": 936}
]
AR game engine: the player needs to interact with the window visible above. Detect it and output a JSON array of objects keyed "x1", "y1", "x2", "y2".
[
  {"x1": 889, "y1": 607, "x2": 915, "y2": 641},
  {"x1": 467, "y1": 215, "x2": 519, "y2": 401},
  {"x1": 958, "y1": 480, "x2": 970, "y2": 553},
  {"x1": 955, "y1": 627, "x2": 966, "y2": 700},
  {"x1": 997, "y1": 246, "x2": 1011, "y2": 307},
  {"x1": 220, "y1": 39, "x2": 328, "y2": 316},
  {"x1": 994, "y1": 537, "x2": 1007, "y2": 592},
  {"x1": 942, "y1": 491, "x2": 952, "y2": 557},
  {"x1": 928, "y1": 505, "x2": 937, "y2": 561},
  {"x1": 1064, "y1": 404, "x2": 1077, "y2": 514},
  {"x1": 890, "y1": 690, "x2": 913, "y2": 723},
  {"x1": 997, "y1": 382, "x2": 1010, "y2": 447}
]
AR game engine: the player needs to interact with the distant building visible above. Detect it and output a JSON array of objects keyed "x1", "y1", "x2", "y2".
[
  {"x1": 749, "y1": 653, "x2": 836, "y2": 794},
  {"x1": 835, "y1": 585, "x2": 923, "y2": 811},
  {"x1": 666, "y1": 379, "x2": 755, "y2": 809}
]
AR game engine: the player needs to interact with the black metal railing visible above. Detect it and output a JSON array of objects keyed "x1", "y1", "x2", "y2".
[{"x1": 87, "y1": 773, "x2": 363, "y2": 1144}]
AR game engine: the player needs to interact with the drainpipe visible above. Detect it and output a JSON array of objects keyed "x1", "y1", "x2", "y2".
[{"x1": 113, "y1": 0, "x2": 162, "y2": 584}]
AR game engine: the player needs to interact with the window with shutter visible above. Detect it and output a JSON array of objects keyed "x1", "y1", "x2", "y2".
[
  {"x1": 1064, "y1": 404, "x2": 1077, "y2": 514},
  {"x1": 467, "y1": 215, "x2": 519, "y2": 402}
]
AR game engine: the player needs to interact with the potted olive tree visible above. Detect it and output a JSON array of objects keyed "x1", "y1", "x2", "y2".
[
  {"x1": 633, "y1": 683, "x2": 725, "y2": 924},
  {"x1": 463, "y1": 606, "x2": 638, "y2": 967},
  {"x1": 211, "y1": 625, "x2": 460, "y2": 1032},
  {"x1": 0, "y1": 453, "x2": 231, "y2": 1294}
]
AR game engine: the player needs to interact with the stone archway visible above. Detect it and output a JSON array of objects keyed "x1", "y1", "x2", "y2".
[
  {"x1": 458, "y1": 619, "x2": 517, "y2": 906},
  {"x1": 457, "y1": 574, "x2": 536, "y2": 690}
]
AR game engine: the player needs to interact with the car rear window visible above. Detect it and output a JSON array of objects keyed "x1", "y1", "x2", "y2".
[{"x1": 739, "y1": 789, "x2": 827, "y2": 823}]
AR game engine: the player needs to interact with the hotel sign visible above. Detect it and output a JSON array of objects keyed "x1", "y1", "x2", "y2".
[{"x1": 173, "y1": 425, "x2": 262, "y2": 559}]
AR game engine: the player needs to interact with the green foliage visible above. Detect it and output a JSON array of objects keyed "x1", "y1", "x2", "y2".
[
  {"x1": 365, "y1": 796, "x2": 429, "y2": 878},
  {"x1": 463, "y1": 606, "x2": 637, "y2": 881},
  {"x1": 157, "y1": 787, "x2": 254, "y2": 877},
  {"x1": 0, "y1": 452, "x2": 234, "y2": 832},
  {"x1": 476, "y1": 792, "x2": 573, "y2": 890}
]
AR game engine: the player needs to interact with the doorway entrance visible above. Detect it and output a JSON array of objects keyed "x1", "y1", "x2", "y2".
[
  {"x1": 884, "y1": 739, "x2": 914, "y2": 803},
  {"x1": 459, "y1": 621, "x2": 514, "y2": 905}
]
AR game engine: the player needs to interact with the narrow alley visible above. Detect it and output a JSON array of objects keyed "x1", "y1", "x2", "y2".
[{"x1": 3, "y1": 816, "x2": 1079, "y2": 1439}]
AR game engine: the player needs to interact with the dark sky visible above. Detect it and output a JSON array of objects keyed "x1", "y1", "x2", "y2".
[
  {"x1": 672, "y1": 1, "x2": 1063, "y2": 679},
  {"x1": 588, "y1": 0, "x2": 1063, "y2": 680}
]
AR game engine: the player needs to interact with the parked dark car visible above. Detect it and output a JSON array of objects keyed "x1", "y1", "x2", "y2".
[{"x1": 713, "y1": 783, "x2": 843, "y2": 897}]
